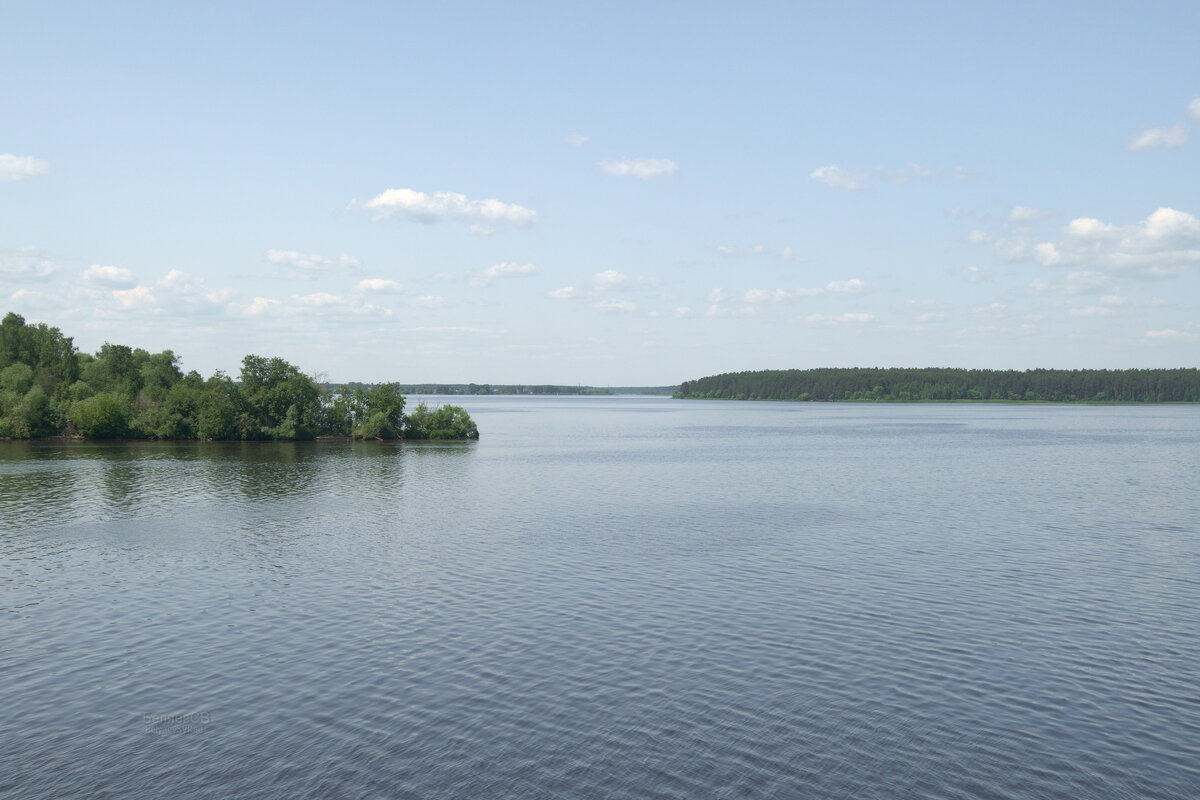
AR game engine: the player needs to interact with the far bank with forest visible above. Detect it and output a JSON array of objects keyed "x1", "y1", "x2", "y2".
[{"x1": 675, "y1": 367, "x2": 1200, "y2": 403}]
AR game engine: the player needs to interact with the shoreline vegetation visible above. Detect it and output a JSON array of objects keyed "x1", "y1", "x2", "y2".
[
  {"x1": 675, "y1": 368, "x2": 1200, "y2": 403},
  {"x1": 0, "y1": 312, "x2": 478, "y2": 442},
  {"x1": 371, "y1": 383, "x2": 676, "y2": 396}
]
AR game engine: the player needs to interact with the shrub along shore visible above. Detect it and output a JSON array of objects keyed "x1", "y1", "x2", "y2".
[{"x1": 0, "y1": 312, "x2": 478, "y2": 441}]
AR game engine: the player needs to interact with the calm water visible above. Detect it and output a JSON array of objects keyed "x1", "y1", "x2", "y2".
[{"x1": 2, "y1": 398, "x2": 1199, "y2": 799}]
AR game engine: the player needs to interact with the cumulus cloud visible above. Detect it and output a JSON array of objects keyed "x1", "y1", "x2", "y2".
[
  {"x1": 112, "y1": 286, "x2": 156, "y2": 309},
  {"x1": 599, "y1": 158, "x2": 678, "y2": 179},
  {"x1": 417, "y1": 295, "x2": 445, "y2": 309},
  {"x1": 266, "y1": 249, "x2": 361, "y2": 277},
  {"x1": 594, "y1": 298, "x2": 636, "y2": 312},
  {"x1": 966, "y1": 231, "x2": 991, "y2": 245},
  {"x1": 1009, "y1": 206, "x2": 1040, "y2": 222},
  {"x1": 1145, "y1": 328, "x2": 1194, "y2": 340},
  {"x1": 0, "y1": 154, "x2": 48, "y2": 182},
  {"x1": 82, "y1": 264, "x2": 136, "y2": 287},
  {"x1": 238, "y1": 290, "x2": 391, "y2": 319},
  {"x1": 963, "y1": 265, "x2": 989, "y2": 283},
  {"x1": 592, "y1": 269, "x2": 659, "y2": 290},
  {"x1": 1128, "y1": 122, "x2": 1188, "y2": 151},
  {"x1": 741, "y1": 279, "x2": 867, "y2": 303},
  {"x1": 566, "y1": 132, "x2": 589, "y2": 147},
  {"x1": 802, "y1": 312, "x2": 875, "y2": 325},
  {"x1": 469, "y1": 262, "x2": 538, "y2": 286},
  {"x1": 1010, "y1": 207, "x2": 1200, "y2": 277},
  {"x1": 1190, "y1": 98, "x2": 1200, "y2": 119},
  {"x1": 809, "y1": 164, "x2": 868, "y2": 191},
  {"x1": 811, "y1": 163, "x2": 947, "y2": 190},
  {"x1": 548, "y1": 286, "x2": 578, "y2": 299},
  {"x1": 0, "y1": 248, "x2": 56, "y2": 281},
  {"x1": 361, "y1": 188, "x2": 538, "y2": 227},
  {"x1": 1070, "y1": 295, "x2": 1124, "y2": 317},
  {"x1": 354, "y1": 278, "x2": 402, "y2": 293}
]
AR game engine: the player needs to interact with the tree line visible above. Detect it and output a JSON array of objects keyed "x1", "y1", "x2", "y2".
[
  {"x1": 0, "y1": 312, "x2": 478, "y2": 440},
  {"x1": 674, "y1": 367, "x2": 1200, "y2": 403}
]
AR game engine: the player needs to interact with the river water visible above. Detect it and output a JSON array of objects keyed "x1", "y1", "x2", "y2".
[{"x1": 2, "y1": 398, "x2": 1198, "y2": 799}]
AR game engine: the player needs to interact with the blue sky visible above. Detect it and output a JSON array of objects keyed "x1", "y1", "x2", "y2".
[{"x1": 3, "y1": 1, "x2": 1198, "y2": 384}]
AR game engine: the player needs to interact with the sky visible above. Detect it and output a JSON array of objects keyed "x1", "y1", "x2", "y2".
[{"x1": 2, "y1": 1, "x2": 1198, "y2": 385}]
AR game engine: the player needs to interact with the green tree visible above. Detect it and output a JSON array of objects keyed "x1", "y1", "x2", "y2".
[{"x1": 69, "y1": 392, "x2": 133, "y2": 438}]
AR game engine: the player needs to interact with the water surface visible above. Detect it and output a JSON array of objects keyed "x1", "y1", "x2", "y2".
[{"x1": 2, "y1": 399, "x2": 1198, "y2": 799}]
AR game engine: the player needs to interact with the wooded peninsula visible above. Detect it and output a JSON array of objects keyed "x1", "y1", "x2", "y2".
[
  {"x1": 675, "y1": 368, "x2": 1200, "y2": 403},
  {"x1": 0, "y1": 312, "x2": 478, "y2": 441}
]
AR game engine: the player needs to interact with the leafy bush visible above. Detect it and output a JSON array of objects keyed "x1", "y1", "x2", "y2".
[
  {"x1": 70, "y1": 392, "x2": 133, "y2": 438},
  {"x1": 404, "y1": 402, "x2": 479, "y2": 440}
]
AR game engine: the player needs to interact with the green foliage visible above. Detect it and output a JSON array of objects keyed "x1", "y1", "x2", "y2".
[
  {"x1": 403, "y1": 402, "x2": 479, "y2": 440},
  {"x1": 0, "y1": 362, "x2": 34, "y2": 395},
  {"x1": 675, "y1": 368, "x2": 1200, "y2": 403},
  {"x1": 0, "y1": 311, "x2": 482, "y2": 441},
  {"x1": 70, "y1": 392, "x2": 133, "y2": 438},
  {"x1": 352, "y1": 383, "x2": 406, "y2": 439},
  {"x1": 240, "y1": 355, "x2": 321, "y2": 439}
]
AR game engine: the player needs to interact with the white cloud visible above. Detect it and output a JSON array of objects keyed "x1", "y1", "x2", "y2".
[
  {"x1": 0, "y1": 248, "x2": 56, "y2": 281},
  {"x1": 0, "y1": 154, "x2": 48, "y2": 182},
  {"x1": 83, "y1": 264, "x2": 136, "y2": 287},
  {"x1": 915, "y1": 312, "x2": 944, "y2": 323},
  {"x1": 715, "y1": 244, "x2": 801, "y2": 262},
  {"x1": 742, "y1": 279, "x2": 866, "y2": 303},
  {"x1": 244, "y1": 297, "x2": 281, "y2": 316},
  {"x1": 594, "y1": 298, "x2": 636, "y2": 312},
  {"x1": 1023, "y1": 207, "x2": 1200, "y2": 277},
  {"x1": 824, "y1": 279, "x2": 866, "y2": 294},
  {"x1": 599, "y1": 158, "x2": 678, "y2": 179},
  {"x1": 1190, "y1": 98, "x2": 1200, "y2": 119},
  {"x1": 354, "y1": 278, "x2": 402, "y2": 293},
  {"x1": 361, "y1": 188, "x2": 538, "y2": 227},
  {"x1": 743, "y1": 288, "x2": 792, "y2": 304},
  {"x1": 963, "y1": 265, "x2": 989, "y2": 283},
  {"x1": 674, "y1": 306, "x2": 692, "y2": 317},
  {"x1": 966, "y1": 231, "x2": 991, "y2": 245},
  {"x1": 548, "y1": 286, "x2": 578, "y2": 299},
  {"x1": 809, "y1": 164, "x2": 867, "y2": 191},
  {"x1": 468, "y1": 224, "x2": 495, "y2": 236},
  {"x1": 1009, "y1": 206, "x2": 1040, "y2": 222},
  {"x1": 150, "y1": 269, "x2": 235, "y2": 313},
  {"x1": 1128, "y1": 122, "x2": 1188, "y2": 151},
  {"x1": 1145, "y1": 328, "x2": 1194, "y2": 340},
  {"x1": 294, "y1": 292, "x2": 347, "y2": 307},
  {"x1": 469, "y1": 262, "x2": 538, "y2": 286},
  {"x1": 592, "y1": 269, "x2": 659, "y2": 290},
  {"x1": 266, "y1": 249, "x2": 360, "y2": 276},
  {"x1": 112, "y1": 286, "x2": 156, "y2": 309},
  {"x1": 802, "y1": 312, "x2": 875, "y2": 325},
  {"x1": 811, "y1": 163, "x2": 950, "y2": 191},
  {"x1": 417, "y1": 295, "x2": 445, "y2": 308},
  {"x1": 566, "y1": 132, "x2": 589, "y2": 147},
  {"x1": 707, "y1": 288, "x2": 732, "y2": 304}
]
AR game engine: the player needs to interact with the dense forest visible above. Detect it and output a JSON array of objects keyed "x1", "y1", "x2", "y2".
[
  {"x1": 0, "y1": 312, "x2": 478, "y2": 441},
  {"x1": 675, "y1": 367, "x2": 1200, "y2": 403}
]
